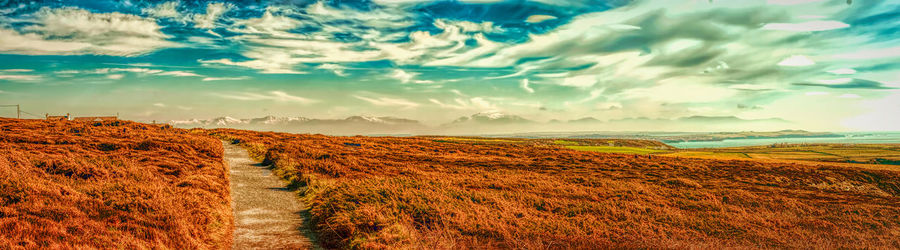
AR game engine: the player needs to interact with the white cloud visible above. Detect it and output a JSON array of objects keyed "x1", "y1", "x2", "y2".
[
  {"x1": 816, "y1": 78, "x2": 852, "y2": 84},
  {"x1": 213, "y1": 91, "x2": 318, "y2": 104},
  {"x1": 316, "y1": 64, "x2": 347, "y2": 76},
  {"x1": 805, "y1": 91, "x2": 828, "y2": 96},
  {"x1": 520, "y1": 79, "x2": 534, "y2": 93},
  {"x1": 213, "y1": 5, "x2": 499, "y2": 74},
  {"x1": 390, "y1": 69, "x2": 418, "y2": 83},
  {"x1": 144, "y1": 1, "x2": 180, "y2": 19},
  {"x1": 838, "y1": 94, "x2": 861, "y2": 99},
  {"x1": 157, "y1": 71, "x2": 203, "y2": 77},
  {"x1": 578, "y1": 89, "x2": 606, "y2": 103},
  {"x1": 51, "y1": 67, "x2": 202, "y2": 79},
  {"x1": 354, "y1": 95, "x2": 419, "y2": 109},
  {"x1": 0, "y1": 7, "x2": 177, "y2": 56},
  {"x1": 560, "y1": 75, "x2": 597, "y2": 88},
  {"x1": 202, "y1": 76, "x2": 250, "y2": 81},
  {"x1": 525, "y1": 15, "x2": 557, "y2": 23},
  {"x1": 777, "y1": 55, "x2": 815, "y2": 67},
  {"x1": 0, "y1": 74, "x2": 42, "y2": 81},
  {"x1": 199, "y1": 58, "x2": 306, "y2": 74},
  {"x1": 112, "y1": 68, "x2": 164, "y2": 74},
  {"x1": 434, "y1": 19, "x2": 496, "y2": 33},
  {"x1": 762, "y1": 20, "x2": 849, "y2": 32},
  {"x1": 2, "y1": 69, "x2": 33, "y2": 72},
  {"x1": 107, "y1": 74, "x2": 125, "y2": 80},
  {"x1": 153, "y1": 103, "x2": 167, "y2": 107},
  {"x1": 194, "y1": 3, "x2": 232, "y2": 29}
]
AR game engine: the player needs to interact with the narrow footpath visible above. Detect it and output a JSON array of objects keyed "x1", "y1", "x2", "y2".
[{"x1": 224, "y1": 141, "x2": 318, "y2": 249}]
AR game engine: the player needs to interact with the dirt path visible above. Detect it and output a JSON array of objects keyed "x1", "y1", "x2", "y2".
[{"x1": 224, "y1": 141, "x2": 318, "y2": 249}]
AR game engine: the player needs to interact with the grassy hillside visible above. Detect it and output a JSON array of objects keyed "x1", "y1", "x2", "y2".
[
  {"x1": 212, "y1": 129, "x2": 900, "y2": 249},
  {"x1": 0, "y1": 119, "x2": 232, "y2": 248}
]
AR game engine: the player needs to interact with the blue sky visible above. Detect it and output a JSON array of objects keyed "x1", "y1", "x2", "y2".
[{"x1": 0, "y1": 0, "x2": 897, "y2": 131}]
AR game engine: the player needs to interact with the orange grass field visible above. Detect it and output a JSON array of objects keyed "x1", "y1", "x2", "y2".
[
  {"x1": 212, "y1": 129, "x2": 900, "y2": 249},
  {"x1": 3, "y1": 118, "x2": 900, "y2": 249},
  {"x1": 0, "y1": 118, "x2": 232, "y2": 248}
]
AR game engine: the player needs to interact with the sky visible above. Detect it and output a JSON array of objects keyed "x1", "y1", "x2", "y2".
[{"x1": 0, "y1": 0, "x2": 897, "y2": 131}]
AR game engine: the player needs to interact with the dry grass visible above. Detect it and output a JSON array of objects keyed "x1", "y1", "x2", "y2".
[
  {"x1": 211, "y1": 129, "x2": 900, "y2": 249},
  {"x1": 663, "y1": 143, "x2": 900, "y2": 168},
  {"x1": 0, "y1": 118, "x2": 232, "y2": 249}
]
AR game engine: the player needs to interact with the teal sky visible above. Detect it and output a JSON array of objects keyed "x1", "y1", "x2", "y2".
[{"x1": 0, "y1": 0, "x2": 898, "y2": 131}]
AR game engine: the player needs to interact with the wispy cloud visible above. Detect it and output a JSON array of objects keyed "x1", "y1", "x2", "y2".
[
  {"x1": 520, "y1": 79, "x2": 534, "y2": 93},
  {"x1": 762, "y1": 20, "x2": 849, "y2": 32},
  {"x1": 316, "y1": 64, "x2": 347, "y2": 76},
  {"x1": 202, "y1": 76, "x2": 250, "y2": 81},
  {"x1": 794, "y1": 79, "x2": 896, "y2": 89},
  {"x1": 0, "y1": 74, "x2": 42, "y2": 81},
  {"x1": 429, "y1": 97, "x2": 496, "y2": 110},
  {"x1": 158, "y1": 71, "x2": 203, "y2": 77},
  {"x1": 213, "y1": 91, "x2": 318, "y2": 104},
  {"x1": 2, "y1": 69, "x2": 33, "y2": 72},
  {"x1": 354, "y1": 95, "x2": 420, "y2": 109},
  {"x1": 193, "y1": 3, "x2": 232, "y2": 29}
]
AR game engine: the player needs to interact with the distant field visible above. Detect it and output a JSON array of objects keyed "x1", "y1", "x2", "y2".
[
  {"x1": 0, "y1": 119, "x2": 232, "y2": 248},
  {"x1": 564, "y1": 145, "x2": 665, "y2": 155},
  {"x1": 546, "y1": 138, "x2": 900, "y2": 167},
  {"x1": 212, "y1": 129, "x2": 900, "y2": 249},
  {"x1": 661, "y1": 144, "x2": 900, "y2": 166}
]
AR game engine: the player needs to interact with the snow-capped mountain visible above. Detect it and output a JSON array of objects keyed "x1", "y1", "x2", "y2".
[
  {"x1": 344, "y1": 115, "x2": 419, "y2": 125},
  {"x1": 248, "y1": 115, "x2": 310, "y2": 125},
  {"x1": 451, "y1": 111, "x2": 532, "y2": 124},
  {"x1": 212, "y1": 116, "x2": 248, "y2": 126},
  {"x1": 169, "y1": 115, "x2": 425, "y2": 135}
]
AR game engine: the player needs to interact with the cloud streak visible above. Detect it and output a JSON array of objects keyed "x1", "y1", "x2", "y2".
[{"x1": 213, "y1": 91, "x2": 318, "y2": 104}]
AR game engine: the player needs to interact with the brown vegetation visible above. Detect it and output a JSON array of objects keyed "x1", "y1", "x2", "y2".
[
  {"x1": 665, "y1": 143, "x2": 900, "y2": 166},
  {"x1": 0, "y1": 118, "x2": 232, "y2": 248},
  {"x1": 212, "y1": 129, "x2": 900, "y2": 249}
]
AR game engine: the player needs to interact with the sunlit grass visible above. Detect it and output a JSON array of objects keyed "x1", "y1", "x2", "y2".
[
  {"x1": 0, "y1": 118, "x2": 232, "y2": 248},
  {"x1": 436, "y1": 137, "x2": 522, "y2": 144},
  {"x1": 212, "y1": 129, "x2": 900, "y2": 249},
  {"x1": 552, "y1": 140, "x2": 579, "y2": 145},
  {"x1": 662, "y1": 151, "x2": 750, "y2": 159},
  {"x1": 565, "y1": 145, "x2": 667, "y2": 155}
]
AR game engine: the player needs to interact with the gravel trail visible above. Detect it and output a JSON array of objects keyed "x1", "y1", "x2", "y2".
[{"x1": 224, "y1": 141, "x2": 318, "y2": 249}]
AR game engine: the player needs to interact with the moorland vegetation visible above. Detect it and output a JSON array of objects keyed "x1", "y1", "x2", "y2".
[
  {"x1": 212, "y1": 129, "x2": 900, "y2": 249},
  {"x1": 0, "y1": 119, "x2": 232, "y2": 248}
]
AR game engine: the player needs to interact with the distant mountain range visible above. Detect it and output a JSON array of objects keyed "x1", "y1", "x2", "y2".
[
  {"x1": 169, "y1": 112, "x2": 793, "y2": 135},
  {"x1": 170, "y1": 115, "x2": 425, "y2": 135}
]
